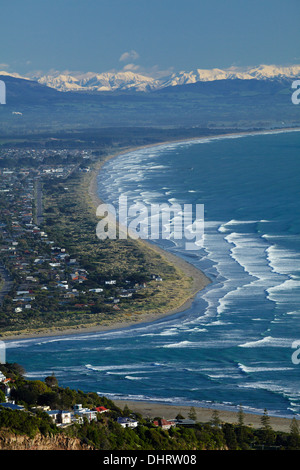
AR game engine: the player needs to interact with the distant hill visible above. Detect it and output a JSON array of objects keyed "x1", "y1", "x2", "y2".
[
  {"x1": 0, "y1": 72, "x2": 299, "y2": 135},
  {"x1": 0, "y1": 74, "x2": 62, "y2": 105},
  {"x1": 155, "y1": 77, "x2": 293, "y2": 94}
]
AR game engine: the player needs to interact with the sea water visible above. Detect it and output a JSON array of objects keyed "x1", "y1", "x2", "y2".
[{"x1": 6, "y1": 130, "x2": 300, "y2": 418}]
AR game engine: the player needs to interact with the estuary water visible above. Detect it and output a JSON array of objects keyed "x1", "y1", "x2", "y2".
[{"x1": 6, "y1": 129, "x2": 300, "y2": 418}]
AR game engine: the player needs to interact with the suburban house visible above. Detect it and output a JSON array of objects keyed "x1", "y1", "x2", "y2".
[
  {"x1": 0, "y1": 402, "x2": 25, "y2": 411},
  {"x1": 45, "y1": 403, "x2": 101, "y2": 425},
  {"x1": 173, "y1": 418, "x2": 196, "y2": 426},
  {"x1": 153, "y1": 418, "x2": 176, "y2": 430},
  {"x1": 116, "y1": 417, "x2": 138, "y2": 428},
  {"x1": 46, "y1": 409, "x2": 72, "y2": 425},
  {"x1": 93, "y1": 406, "x2": 109, "y2": 414},
  {"x1": 73, "y1": 403, "x2": 97, "y2": 423}
]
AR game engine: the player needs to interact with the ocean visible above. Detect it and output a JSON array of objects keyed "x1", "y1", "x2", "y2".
[{"x1": 5, "y1": 129, "x2": 300, "y2": 418}]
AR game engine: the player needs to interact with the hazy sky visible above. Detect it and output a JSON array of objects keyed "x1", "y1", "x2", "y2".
[{"x1": 1, "y1": 0, "x2": 300, "y2": 76}]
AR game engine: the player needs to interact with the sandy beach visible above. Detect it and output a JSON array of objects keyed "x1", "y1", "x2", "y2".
[
  {"x1": 87, "y1": 149, "x2": 211, "y2": 310},
  {"x1": 114, "y1": 399, "x2": 294, "y2": 433}
]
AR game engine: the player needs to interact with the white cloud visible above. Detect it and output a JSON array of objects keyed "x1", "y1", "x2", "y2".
[
  {"x1": 122, "y1": 63, "x2": 141, "y2": 72},
  {"x1": 0, "y1": 63, "x2": 9, "y2": 69},
  {"x1": 119, "y1": 50, "x2": 139, "y2": 62}
]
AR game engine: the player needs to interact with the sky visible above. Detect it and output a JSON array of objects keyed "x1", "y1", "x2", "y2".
[{"x1": 1, "y1": 0, "x2": 300, "y2": 77}]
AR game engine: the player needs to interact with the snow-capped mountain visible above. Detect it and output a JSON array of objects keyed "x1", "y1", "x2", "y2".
[
  {"x1": 160, "y1": 65, "x2": 300, "y2": 87},
  {"x1": 0, "y1": 71, "x2": 31, "y2": 80},
  {"x1": 31, "y1": 71, "x2": 160, "y2": 92},
  {"x1": 1, "y1": 64, "x2": 299, "y2": 93}
]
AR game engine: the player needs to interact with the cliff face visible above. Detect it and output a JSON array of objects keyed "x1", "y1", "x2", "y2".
[{"x1": 0, "y1": 429, "x2": 93, "y2": 450}]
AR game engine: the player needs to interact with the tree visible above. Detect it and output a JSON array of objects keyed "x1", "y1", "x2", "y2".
[
  {"x1": 188, "y1": 406, "x2": 197, "y2": 421},
  {"x1": 1, "y1": 363, "x2": 25, "y2": 378},
  {"x1": 290, "y1": 417, "x2": 300, "y2": 435},
  {"x1": 222, "y1": 423, "x2": 238, "y2": 450},
  {"x1": 123, "y1": 404, "x2": 132, "y2": 417},
  {"x1": 210, "y1": 409, "x2": 221, "y2": 427},
  {"x1": 237, "y1": 404, "x2": 245, "y2": 427},
  {"x1": 259, "y1": 409, "x2": 276, "y2": 447},
  {"x1": 37, "y1": 391, "x2": 58, "y2": 408},
  {"x1": 260, "y1": 408, "x2": 271, "y2": 431},
  {"x1": 236, "y1": 404, "x2": 250, "y2": 449},
  {"x1": 45, "y1": 373, "x2": 58, "y2": 388},
  {"x1": 31, "y1": 380, "x2": 50, "y2": 394},
  {"x1": 288, "y1": 418, "x2": 300, "y2": 449},
  {"x1": 0, "y1": 388, "x2": 6, "y2": 402}
]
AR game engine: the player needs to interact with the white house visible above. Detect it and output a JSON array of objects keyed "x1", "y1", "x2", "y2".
[
  {"x1": 73, "y1": 404, "x2": 97, "y2": 423},
  {"x1": 46, "y1": 409, "x2": 72, "y2": 425},
  {"x1": 117, "y1": 417, "x2": 138, "y2": 428},
  {"x1": 56, "y1": 282, "x2": 69, "y2": 290}
]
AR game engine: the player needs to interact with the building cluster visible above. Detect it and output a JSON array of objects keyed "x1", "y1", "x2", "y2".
[
  {"x1": 0, "y1": 148, "x2": 90, "y2": 169},
  {"x1": 37, "y1": 403, "x2": 111, "y2": 426},
  {"x1": 0, "y1": 371, "x2": 110, "y2": 426},
  {"x1": 0, "y1": 372, "x2": 197, "y2": 432},
  {"x1": 0, "y1": 148, "x2": 165, "y2": 325},
  {"x1": 0, "y1": 371, "x2": 12, "y2": 401},
  {"x1": 0, "y1": 162, "x2": 94, "y2": 314},
  {"x1": 0, "y1": 370, "x2": 138, "y2": 429}
]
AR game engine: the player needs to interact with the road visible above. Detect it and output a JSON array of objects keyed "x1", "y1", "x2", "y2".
[
  {"x1": 35, "y1": 178, "x2": 43, "y2": 226},
  {"x1": 0, "y1": 264, "x2": 13, "y2": 306}
]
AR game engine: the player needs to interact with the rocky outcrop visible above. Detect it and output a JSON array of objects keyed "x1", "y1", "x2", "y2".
[{"x1": 0, "y1": 429, "x2": 93, "y2": 450}]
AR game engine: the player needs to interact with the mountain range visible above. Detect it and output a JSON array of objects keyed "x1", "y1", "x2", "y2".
[
  {"x1": 1, "y1": 64, "x2": 300, "y2": 93},
  {"x1": 1, "y1": 64, "x2": 299, "y2": 136}
]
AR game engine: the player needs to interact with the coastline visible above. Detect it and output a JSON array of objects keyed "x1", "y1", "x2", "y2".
[
  {"x1": 3, "y1": 125, "x2": 300, "y2": 342},
  {"x1": 113, "y1": 399, "x2": 294, "y2": 433},
  {"x1": 3, "y1": 136, "x2": 213, "y2": 341}
]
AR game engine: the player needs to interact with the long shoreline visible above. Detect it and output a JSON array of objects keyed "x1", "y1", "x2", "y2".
[
  {"x1": 85, "y1": 125, "x2": 300, "y2": 330},
  {"x1": 3, "y1": 125, "x2": 300, "y2": 343},
  {"x1": 113, "y1": 399, "x2": 295, "y2": 433}
]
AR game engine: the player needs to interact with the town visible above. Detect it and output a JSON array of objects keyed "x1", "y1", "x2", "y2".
[{"x1": 0, "y1": 146, "x2": 172, "y2": 336}]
